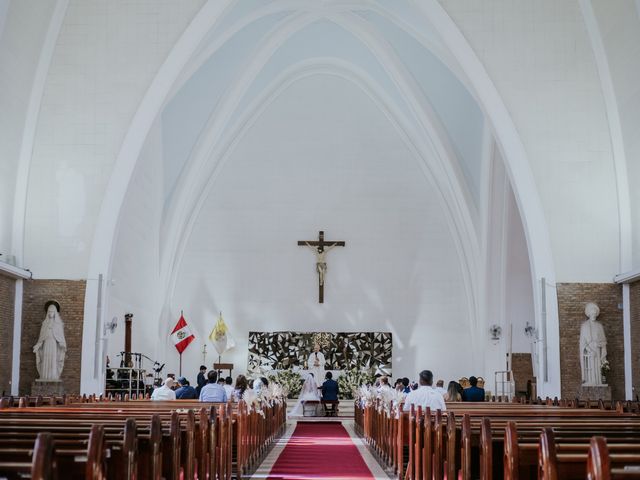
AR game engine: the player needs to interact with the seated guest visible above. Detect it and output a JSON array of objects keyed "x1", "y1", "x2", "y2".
[
  {"x1": 462, "y1": 376, "x2": 485, "y2": 402},
  {"x1": 394, "y1": 378, "x2": 404, "y2": 391},
  {"x1": 403, "y1": 370, "x2": 446, "y2": 412},
  {"x1": 223, "y1": 376, "x2": 234, "y2": 399},
  {"x1": 260, "y1": 377, "x2": 269, "y2": 388},
  {"x1": 402, "y1": 377, "x2": 411, "y2": 394},
  {"x1": 444, "y1": 381, "x2": 462, "y2": 402},
  {"x1": 151, "y1": 377, "x2": 176, "y2": 401},
  {"x1": 435, "y1": 379, "x2": 446, "y2": 396},
  {"x1": 253, "y1": 377, "x2": 264, "y2": 394},
  {"x1": 175, "y1": 377, "x2": 198, "y2": 399},
  {"x1": 199, "y1": 370, "x2": 227, "y2": 402},
  {"x1": 377, "y1": 375, "x2": 392, "y2": 393},
  {"x1": 233, "y1": 374, "x2": 248, "y2": 401},
  {"x1": 196, "y1": 365, "x2": 207, "y2": 395},
  {"x1": 321, "y1": 371, "x2": 339, "y2": 401}
]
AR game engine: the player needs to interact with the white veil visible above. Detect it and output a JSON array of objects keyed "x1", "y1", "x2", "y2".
[{"x1": 288, "y1": 373, "x2": 321, "y2": 417}]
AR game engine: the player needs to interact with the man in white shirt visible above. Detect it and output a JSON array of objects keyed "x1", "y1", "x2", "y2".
[
  {"x1": 151, "y1": 377, "x2": 177, "y2": 401},
  {"x1": 199, "y1": 370, "x2": 228, "y2": 402},
  {"x1": 377, "y1": 376, "x2": 393, "y2": 394},
  {"x1": 403, "y1": 370, "x2": 446, "y2": 412},
  {"x1": 223, "y1": 376, "x2": 234, "y2": 400},
  {"x1": 435, "y1": 379, "x2": 447, "y2": 396}
]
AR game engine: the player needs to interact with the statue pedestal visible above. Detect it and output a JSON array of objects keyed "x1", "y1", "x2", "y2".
[
  {"x1": 578, "y1": 384, "x2": 611, "y2": 401},
  {"x1": 31, "y1": 380, "x2": 64, "y2": 397}
]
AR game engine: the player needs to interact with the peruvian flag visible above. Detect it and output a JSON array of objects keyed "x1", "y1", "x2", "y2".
[{"x1": 170, "y1": 313, "x2": 195, "y2": 354}]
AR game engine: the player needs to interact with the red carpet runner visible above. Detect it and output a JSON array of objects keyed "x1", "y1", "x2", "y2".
[{"x1": 268, "y1": 422, "x2": 375, "y2": 479}]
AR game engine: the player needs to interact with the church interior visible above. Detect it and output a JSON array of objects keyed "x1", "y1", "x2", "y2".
[{"x1": 1, "y1": 1, "x2": 640, "y2": 478}]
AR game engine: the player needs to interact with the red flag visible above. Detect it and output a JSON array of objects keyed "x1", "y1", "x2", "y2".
[{"x1": 170, "y1": 313, "x2": 195, "y2": 354}]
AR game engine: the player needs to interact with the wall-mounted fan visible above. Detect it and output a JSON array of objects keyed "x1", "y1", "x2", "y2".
[{"x1": 104, "y1": 316, "x2": 118, "y2": 335}]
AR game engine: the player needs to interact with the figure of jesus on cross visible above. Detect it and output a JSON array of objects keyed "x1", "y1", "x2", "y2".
[{"x1": 298, "y1": 231, "x2": 345, "y2": 303}]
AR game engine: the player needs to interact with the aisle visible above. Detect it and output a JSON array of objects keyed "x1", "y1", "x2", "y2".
[{"x1": 258, "y1": 421, "x2": 387, "y2": 479}]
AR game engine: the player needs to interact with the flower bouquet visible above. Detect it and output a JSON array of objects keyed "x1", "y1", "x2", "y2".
[{"x1": 267, "y1": 370, "x2": 303, "y2": 398}]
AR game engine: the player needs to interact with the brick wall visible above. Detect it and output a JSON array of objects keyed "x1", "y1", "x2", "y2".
[
  {"x1": 0, "y1": 274, "x2": 15, "y2": 396},
  {"x1": 631, "y1": 281, "x2": 640, "y2": 400},
  {"x1": 557, "y1": 283, "x2": 623, "y2": 400},
  {"x1": 511, "y1": 353, "x2": 533, "y2": 396},
  {"x1": 20, "y1": 280, "x2": 86, "y2": 395}
]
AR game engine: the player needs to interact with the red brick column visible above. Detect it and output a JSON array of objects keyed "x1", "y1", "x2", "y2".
[
  {"x1": 630, "y1": 281, "x2": 640, "y2": 400},
  {"x1": 0, "y1": 274, "x2": 16, "y2": 396}
]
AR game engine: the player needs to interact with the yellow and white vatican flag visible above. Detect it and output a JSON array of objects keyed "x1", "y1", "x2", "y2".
[{"x1": 209, "y1": 312, "x2": 235, "y2": 356}]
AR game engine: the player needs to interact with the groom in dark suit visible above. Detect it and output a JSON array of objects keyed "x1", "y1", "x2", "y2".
[{"x1": 321, "y1": 371, "x2": 339, "y2": 401}]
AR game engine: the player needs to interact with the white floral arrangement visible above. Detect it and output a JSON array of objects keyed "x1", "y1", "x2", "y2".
[
  {"x1": 378, "y1": 387, "x2": 405, "y2": 414},
  {"x1": 266, "y1": 383, "x2": 287, "y2": 405},
  {"x1": 355, "y1": 385, "x2": 376, "y2": 408},
  {"x1": 242, "y1": 388, "x2": 264, "y2": 416},
  {"x1": 267, "y1": 370, "x2": 302, "y2": 398},
  {"x1": 338, "y1": 368, "x2": 376, "y2": 399}
]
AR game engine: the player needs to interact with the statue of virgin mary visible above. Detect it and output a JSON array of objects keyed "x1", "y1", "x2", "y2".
[{"x1": 33, "y1": 300, "x2": 67, "y2": 381}]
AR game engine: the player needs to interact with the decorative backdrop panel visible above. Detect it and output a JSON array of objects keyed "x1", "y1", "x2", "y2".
[{"x1": 247, "y1": 331, "x2": 392, "y2": 375}]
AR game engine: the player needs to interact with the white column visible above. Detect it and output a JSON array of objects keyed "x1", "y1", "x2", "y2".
[
  {"x1": 623, "y1": 283, "x2": 632, "y2": 400},
  {"x1": 11, "y1": 279, "x2": 23, "y2": 395}
]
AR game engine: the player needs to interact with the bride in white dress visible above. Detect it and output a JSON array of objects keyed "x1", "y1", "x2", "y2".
[{"x1": 289, "y1": 373, "x2": 321, "y2": 417}]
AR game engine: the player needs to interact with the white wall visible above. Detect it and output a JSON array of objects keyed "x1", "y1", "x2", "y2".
[
  {"x1": 439, "y1": 0, "x2": 621, "y2": 282},
  {"x1": 590, "y1": 1, "x2": 640, "y2": 269},
  {"x1": 505, "y1": 184, "x2": 536, "y2": 355},
  {"x1": 483, "y1": 146, "x2": 535, "y2": 389},
  {"x1": 106, "y1": 118, "x2": 165, "y2": 372},
  {"x1": 158, "y1": 74, "x2": 477, "y2": 383},
  {"x1": 0, "y1": 0, "x2": 56, "y2": 258},
  {"x1": 22, "y1": 0, "x2": 204, "y2": 278}
]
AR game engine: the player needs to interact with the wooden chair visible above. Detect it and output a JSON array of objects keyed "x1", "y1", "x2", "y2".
[
  {"x1": 321, "y1": 400, "x2": 339, "y2": 416},
  {"x1": 303, "y1": 400, "x2": 320, "y2": 416}
]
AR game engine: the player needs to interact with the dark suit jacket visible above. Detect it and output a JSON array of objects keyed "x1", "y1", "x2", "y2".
[
  {"x1": 321, "y1": 379, "x2": 339, "y2": 401},
  {"x1": 462, "y1": 386, "x2": 485, "y2": 402},
  {"x1": 196, "y1": 372, "x2": 206, "y2": 395},
  {"x1": 176, "y1": 385, "x2": 198, "y2": 399}
]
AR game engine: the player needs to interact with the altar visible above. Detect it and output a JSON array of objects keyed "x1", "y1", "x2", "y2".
[
  {"x1": 247, "y1": 331, "x2": 393, "y2": 377},
  {"x1": 272, "y1": 369, "x2": 345, "y2": 380}
]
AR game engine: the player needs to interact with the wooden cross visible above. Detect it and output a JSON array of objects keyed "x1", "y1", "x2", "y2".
[{"x1": 297, "y1": 231, "x2": 346, "y2": 303}]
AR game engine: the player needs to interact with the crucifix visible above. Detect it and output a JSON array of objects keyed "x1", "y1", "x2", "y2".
[{"x1": 297, "y1": 230, "x2": 346, "y2": 303}]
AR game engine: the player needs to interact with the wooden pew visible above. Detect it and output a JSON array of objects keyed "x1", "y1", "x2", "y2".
[
  {"x1": 0, "y1": 424, "x2": 106, "y2": 479},
  {"x1": 356, "y1": 400, "x2": 640, "y2": 480},
  {"x1": 587, "y1": 436, "x2": 640, "y2": 480},
  {"x1": 538, "y1": 428, "x2": 640, "y2": 480},
  {"x1": 0, "y1": 397, "x2": 286, "y2": 480},
  {"x1": 0, "y1": 432, "x2": 57, "y2": 480}
]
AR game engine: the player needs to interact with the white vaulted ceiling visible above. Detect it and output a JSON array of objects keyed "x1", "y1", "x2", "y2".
[{"x1": 160, "y1": 1, "x2": 486, "y2": 219}]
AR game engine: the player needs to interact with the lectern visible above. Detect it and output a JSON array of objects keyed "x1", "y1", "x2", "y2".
[{"x1": 214, "y1": 363, "x2": 233, "y2": 378}]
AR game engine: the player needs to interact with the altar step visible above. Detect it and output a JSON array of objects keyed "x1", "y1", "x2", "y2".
[{"x1": 285, "y1": 398, "x2": 355, "y2": 418}]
